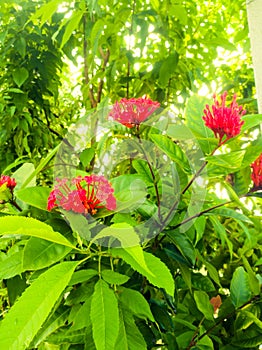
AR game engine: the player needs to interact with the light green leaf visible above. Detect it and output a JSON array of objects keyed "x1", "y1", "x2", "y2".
[
  {"x1": 12, "y1": 68, "x2": 29, "y2": 87},
  {"x1": 101, "y1": 270, "x2": 129, "y2": 285},
  {"x1": 111, "y1": 249, "x2": 174, "y2": 296},
  {"x1": 0, "y1": 216, "x2": 76, "y2": 250},
  {"x1": 91, "y1": 223, "x2": 140, "y2": 248},
  {"x1": 90, "y1": 279, "x2": 119, "y2": 350},
  {"x1": 12, "y1": 163, "x2": 36, "y2": 189},
  {"x1": 16, "y1": 187, "x2": 50, "y2": 211},
  {"x1": 61, "y1": 9, "x2": 84, "y2": 48},
  {"x1": 118, "y1": 287, "x2": 155, "y2": 322},
  {"x1": 0, "y1": 261, "x2": 78, "y2": 350},
  {"x1": 230, "y1": 267, "x2": 252, "y2": 308},
  {"x1": 0, "y1": 250, "x2": 23, "y2": 280},
  {"x1": 241, "y1": 114, "x2": 262, "y2": 133},
  {"x1": 62, "y1": 210, "x2": 91, "y2": 241},
  {"x1": 110, "y1": 174, "x2": 147, "y2": 213},
  {"x1": 90, "y1": 19, "x2": 105, "y2": 55},
  {"x1": 241, "y1": 310, "x2": 262, "y2": 329},
  {"x1": 184, "y1": 95, "x2": 213, "y2": 153},
  {"x1": 30, "y1": 0, "x2": 61, "y2": 26},
  {"x1": 23, "y1": 237, "x2": 72, "y2": 270},
  {"x1": 20, "y1": 145, "x2": 59, "y2": 190},
  {"x1": 194, "y1": 291, "x2": 214, "y2": 321},
  {"x1": 206, "y1": 150, "x2": 245, "y2": 169}
]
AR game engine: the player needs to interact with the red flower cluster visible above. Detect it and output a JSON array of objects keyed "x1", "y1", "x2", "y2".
[
  {"x1": 251, "y1": 153, "x2": 262, "y2": 190},
  {"x1": 47, "y1": 175, "x2": 116, "y2": 215},
  {"x1": 203, "y1": 92, "x2": 245, "y2": 145},
  {"x1": 109, "y1": 97, "x2": 160, "y2": 128},
  {"x1": 0, "y1": 175, "x2": 16, "y2": 191}
]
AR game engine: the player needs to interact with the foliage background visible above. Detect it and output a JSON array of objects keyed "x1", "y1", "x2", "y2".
[
  {"x1": 0, "y1": 1, "x2": 261, "y2": 350},
  {"x1": 0, "y1": 0, "x2": 256, "y2": 173}
]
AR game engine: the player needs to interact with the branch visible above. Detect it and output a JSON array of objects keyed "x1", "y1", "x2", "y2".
[
  {"x1": 97, "y1": 47, "x2": 110, "y2": 103},
  {"x1": 186, "y1": 295, "x2": 261, "y2": 349}
]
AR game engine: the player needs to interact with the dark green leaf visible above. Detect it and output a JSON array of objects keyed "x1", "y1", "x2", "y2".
[{"x1": 118, "y1": 287, "x2": 155, "y2": 321}]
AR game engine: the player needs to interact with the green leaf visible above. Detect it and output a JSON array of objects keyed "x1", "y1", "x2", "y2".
[
  {"x1": 0, "y1": 250, "x2": 23, "y2": 280},
  {"x1": 23, "y1": 237, "x2": 71, "y2": 270},
  {"x1": 159, "y1": 52, "x2": 179, "y2": 87},
  {"x1": 16, "y1": 187, "x2": 50, "y2": 211},
  {"x1": 46, "y1": 328, "x2": 86, "y2": 344},
  {"x1": 32, "y1": 309, "x2": 70, "y2": 347},
  {"x1": 194, "y1": 291, "x2": 214, "y2": 321},
  {"x1": 101, "y1": 270, "x2": 129, "y2": 285},
  {"x1": 241, "y1": 255, "x2": 260, "y2": 295},
  {"x1": 210, "y1": 208, "x2": 252, "y2": 224},
  {"x1": 30, "y1": 0, "x2": 61, "y2": 25},
  {"x1": 118, "y1": 287, "x2": 155, "y2": 322},
  {"x1": 110, "y1": 174, "x2": 147, "y2": 212},
  {"x1": 111, "y1": 249, "x2": 174, "y2": 296},
  {"x1": 193, "y1": 335, "x2": 214, "y2": 349},
  {"x1": 70, "y1": 299, "x2": 92, "y2": 331},
  {"x1": 12, "y1": 67, "x2": 29, "y2": 87},
  {"x1": 240, "y1": 310, "x2": 262, "y2": 329},
  {"x1": 240, "y1": 114, "x2": 262, "y2": 133},
  {"x1": 90, "y1": 279, "x2": 119, "y2": 350},
  {"x1": 0, "y1": 261, "x2": 78, "y2": 350},
  {"x1": 61, "y1": 210, "x2": 91, "y2": 241},
  {"x1": 61, "y1": 9, "x2": 84, "y2": 48},
  {"x1": 206, "y1": 150, "x2": 245, "y2": 177},
  {"x1": 80, "y1": 147, "x2": 95, "y2": 167},
  {"x1": 184, "y1": 95, "x2": 213, "y2": 152},
  {"x1": 12, "y1": 163, "x2": 36, "y2": 189},
  {"x1": 132, "y1": 159, "x2": 154, "y2": 183},
  {"x1": 20, "y1": 145, "x2": 59, "y2": 190},
  {"x1": 208, "y1": 216, "x2": 233, "y2": 258},
  {"x1": 241, "y1": 136, "x2": 262, "y2": 167},
  {"x1": 115, "y1": 307, "x2": 147, "y2": 350},
  {"x1": 91, "y1": 223, "x2": 141, "y2": 248},
  {"x1": 200, "y1": 258, "x2": 222, "y2": 288},
  {"x1": 230, "y1": 267, "x2": 252, "y2": 308},
  {"x1": 150, "y1": 134, "x2": 190, "y2": 173},
  {"x1": 90, "y1": 19, "x2": 105, "y2": 55},
  {"x1": 0, "y1": 216, "x2": 76, "y2": 250},
  {"x1": 169, "y1": 4, "x2": 188, "y2": 24},
  {"x1": 166, "y1": 230, "x2": 196, "y2": 266},
  {"x1": 69, "y1": 269, "x2": 98, "y2": 285}
]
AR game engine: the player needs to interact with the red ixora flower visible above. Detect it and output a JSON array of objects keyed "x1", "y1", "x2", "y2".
[
  {"x1": 203, "y1": 92, "x2": 246, "y2": 145},
  {"x1": 251, "y1": 153, "x2": 262, "y2": 190},
  {"x1": 47, "y1": 175, "x2": 116, "y2": 215},
  {"x1": 109, "y1": 96, "x2": 160, "y2": 128},
  {"x1": 0, "y1": 175, "x2": 16, "y2": 191}
]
